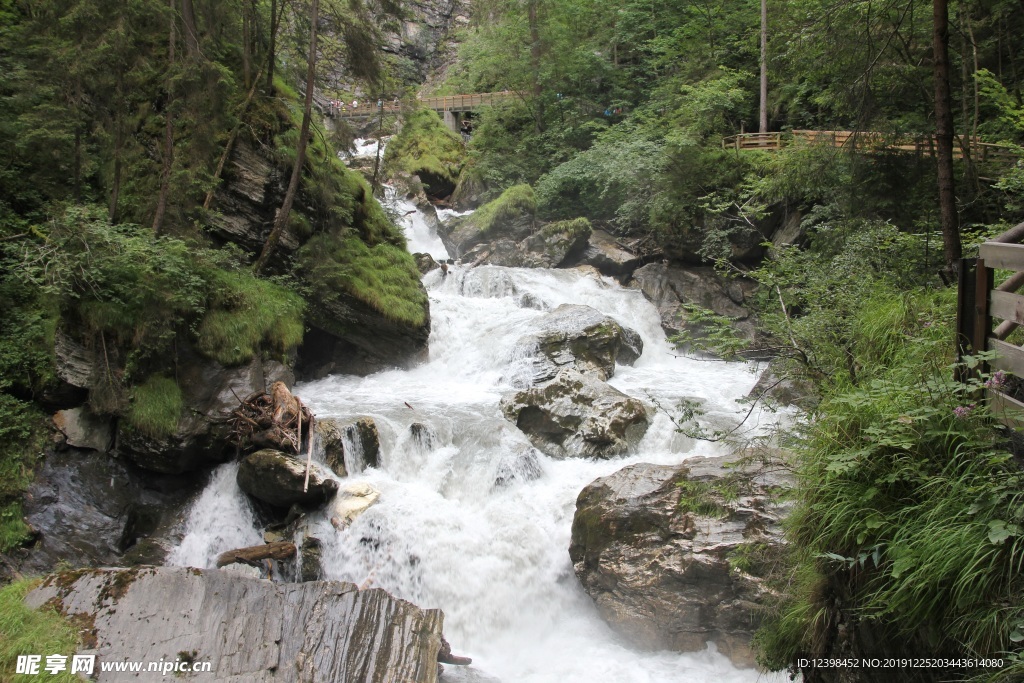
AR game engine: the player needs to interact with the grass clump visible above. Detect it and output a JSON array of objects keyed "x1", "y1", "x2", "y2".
[
  {"x1": 196, "y1": 269, "x2": 305, "y2": 366},
  {"x1": 0, "y1": 579, "x2": 80, "y2": 683},
  {"x1": 467, "y1": 184, "x2": 536, "y2": 234},
  {"x1": 383, "y1": 108, "x2": 465, "y2": 190},
  {"x1": 126, "y1": 375, "x2": 183, "y2": 440},
  {"x1": 298, "y1": 233, "x2": 428, "y2": 328}
]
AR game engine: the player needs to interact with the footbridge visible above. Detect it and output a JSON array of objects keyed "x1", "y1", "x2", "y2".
[
  {"x1": 722, "y1": 130, "x2": 1016, "y2": 163},
  {"x1": 324, "y1": 91, "x2": 519, "y2": 132}
]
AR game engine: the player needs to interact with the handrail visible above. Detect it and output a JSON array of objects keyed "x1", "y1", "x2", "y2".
[
  {"x1": 724, "y1": 130, "x2": 1017, "y2": 162},
  {"x1": 956, "y1": 221, "x2": 1024, "y2": 428}
]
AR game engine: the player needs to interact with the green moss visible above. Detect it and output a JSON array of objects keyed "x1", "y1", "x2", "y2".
[
  {"x1": 383, "y1": 108, "x2": 465, "y2": 185},
  {"x1": 540, "y1": 217, "x2": 591, "y2": 239},
  {"x1": 126, "y1": 375, "x2": 183, "y2": 440},
  {"x1": 0, "y1": 579, "x2": 80, "y2": 683},
  {"x1": 298, "y1": 233, "x2": 428, "y2": 328},
  {"x1": 466, "y1": 184, "x2": 537, "y2": 234},
  {"x1": 196, "y1": 269, "x2": 305, "y2": 366}
]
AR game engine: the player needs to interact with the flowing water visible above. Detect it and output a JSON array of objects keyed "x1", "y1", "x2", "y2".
[{"x1": 170, "y1": 148, "x2": 787, "y2": 682}]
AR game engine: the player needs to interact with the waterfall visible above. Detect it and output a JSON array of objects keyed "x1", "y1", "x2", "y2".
[{"x1": 169, "y1": 142, "x2": 786, "y2": 682}]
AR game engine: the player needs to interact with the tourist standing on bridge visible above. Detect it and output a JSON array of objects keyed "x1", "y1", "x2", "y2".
[{"x1": 352, "y1": 99, "x2": 358, "y2": 109}]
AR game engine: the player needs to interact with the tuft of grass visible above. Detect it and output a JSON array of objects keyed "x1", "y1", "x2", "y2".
[
  {"x1": 0, "y1": 396, "x2": 47, "y2": 552},
  {"x1": 467, "y1": 184, "x2": 536, "y2": 234},
  {"x1": 126, "y1": 375, "x2": 183, "y2": 440},
  {"x1": 0, "y1": 579, "x2": 80, "y2": 683},
  {"x1": 298, "y1": 233, "x2": 428, "y2": 328},
  {"x1": 196, "y1": 269, "x2": 305, "y2": 366}
]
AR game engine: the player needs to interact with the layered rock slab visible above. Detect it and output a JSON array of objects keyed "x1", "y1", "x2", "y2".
[
  {"x1": 569, "y1": 455, "x2": 790, "y2": 667},
  {"x1": 27, "y1": 567, "x2": 443, "y2": 683}
]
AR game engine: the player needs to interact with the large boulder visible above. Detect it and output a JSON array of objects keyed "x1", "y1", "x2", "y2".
[
  {"x1": 315, "y1": 417, "x2": 381, "y2": 477},
  {"x1": 27, "y1": 567, "x2": 444, "y2": 683},
  {"x1": 8, "y1": 449, "x2": 200, "y2": 579},
  {"x1": 568, "y1": 454, "x2": 791, "y2": 668},
  {"x1": 516, "y1": 304, "x2": 642, "y2": 383},
  {"x1": 563, "y1": 229, "x2": 642, "y2": 280},
  {"x1": 500, "y1": 369, "x2": 649, "y2": 459},
  {"x1": 296, "y1": 292, "x2": 431, "y2": 378},
  {"x1": 628, "y1": 262, "x2": 757, "y2": 342},
  {"x1": 52, "y1": 407, "x2": 113, "y2": 452},
  {"x1": 237, "y1": 449, "x2": 339, "y2": 509},
  {"x1": 455, "y1": 218, "x2": 592, "y2": 270}
]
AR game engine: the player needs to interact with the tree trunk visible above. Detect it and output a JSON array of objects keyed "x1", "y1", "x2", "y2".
[
  {"x1": 242, "y1": 3, "x2": 251, "y2": 89},
  {"x1": 253, "y1": 0, "x2": 319, "y2": 274},
  {"x1": 528, "y1": 0, "x2": 544, "y2": 133},
  {"x1": 266, "y1": 0, "x2": 278, "y2": 93},
  {"x1": 216, "y1": 541, "x2": 296, "y2": 567},
  {"x1": 759, "y1": 0, "x2": 768, "y2": 133},
  {"x1": 180, "y1": 0, "x2": 200, "y2": 57},
  {"x1": 933, "y1": 0, "x2": 961, "y2": 271},
  {"x1": 152, "y1": 0, "x2": 176, "y2": 236},
  {"x1": 108, "y1": 121, "x2": 122, "y2": 224}
]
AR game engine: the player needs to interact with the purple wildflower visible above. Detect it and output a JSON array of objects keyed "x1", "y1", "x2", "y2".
[
  {"x1": 985, "y1": 370, "x2": 1007, "y2": 390},
  {"x1": 953, "y1": 404, "x2": 975, "y2": 419}
]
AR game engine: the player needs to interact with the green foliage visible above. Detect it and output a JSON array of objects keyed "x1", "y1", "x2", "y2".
[
  {"x1": 466, "y1": 184, "x2": 537, "y2": 234},
  {"x1": 383, "y1": 108, "x2": 465, "y2": 189},
  {"x1": 298, "y1": 233, "x2": 427, "y2": 328},
  {"x1": 537, "y1": 126, "x2": 665, "y2": 228},
  {"x1": 669, "y1": 303, "x2": 749, "y2": 360},
  {"x1": 126, "y1": 375, "x2": 182, "y2": 440},
  {"x1": 0, "y1": 579, "x2": 79, "y2": 683},
  {"x1": 196, "y1": 269, "x2": 305, "y2": 366}
]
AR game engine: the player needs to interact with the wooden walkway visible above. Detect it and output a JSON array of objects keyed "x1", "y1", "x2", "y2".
[
  {"x1": 723, "y1": 130, "x2": 1016, "y2": 162},
  {"x1": 326, "y1": 91, "x2": 518, "y2": 119}
]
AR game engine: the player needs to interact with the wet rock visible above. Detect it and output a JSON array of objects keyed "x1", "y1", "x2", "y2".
[
  {"x1": 300, "y1": 536, "x2": 323, "y2": 582},
  {"x1": 563, "y1": 229, "x2": 642, "y2": 280},
  {"x1": 493, "y1": 444, "x2": 543, "y2": 488},
  {"x1": 331, "y1": 482, "x2": 382, "y2": 529},
  {"x1": 11, "y1": 449, "x2": 199, "y2": 577},
  {"x1": 516, "y1": 218, "x2": 592, "y2": 268},
  {"x1": 52, "y1": 407, "x2": 113, "y2": 452},
  {"x1": 517, "y1": 304, "x2": 643, "y2": 383},
  {"x1": 501, "y1": 369, "x2": 649, "y2": 459},
  {"x1": 410, "y1": 422, "x2": 438, "y2": 450},
  {"x1": 415, "y1": 252, "x2": 441, "y2": 274},
  {"x1": 453, "y1": 218, "x2": 591, "y2": 270},
  {"x1": 628, "y1": 263, "x2": 757, "y2": 342},
  {"x1": 316, "y1": 417, "x2": 380, "y2": 477},
  {"x1": 568, "y1": 455, "x2": 791, "y2": 668},
  {"x1": 237, "y1": 449, "x2": 339, "y2": 509},
  {"x1": 27, "y1": 566, "x2": 444, "y2": 683}
]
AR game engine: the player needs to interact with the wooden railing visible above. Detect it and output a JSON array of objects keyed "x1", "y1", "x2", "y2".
[
  {"x1": 956, "y1": 222, "x2": 1024, "y2": 427},
  {"x1": 723, "y1": 130, "x2": 1017, "y2": 162},
  {"x1": 328, "y1": 91, "x2": 518, "y2": 119}
]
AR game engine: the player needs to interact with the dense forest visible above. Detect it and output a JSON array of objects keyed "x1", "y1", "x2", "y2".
[{"x1": 2, "y1": 0, "x2": 1024, "y2": 680}]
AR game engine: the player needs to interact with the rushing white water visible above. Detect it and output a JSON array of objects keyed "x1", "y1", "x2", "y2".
[
  {"x1": 167, "y1": 463, "x2": 263, "y2": 568},
  {"x1": 169, "y1": 138, "x2": 786, "y2": 681}
]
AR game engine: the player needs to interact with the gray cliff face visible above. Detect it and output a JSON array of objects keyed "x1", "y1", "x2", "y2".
[
  {"x1": 27, "y1": 567, "x2": 443, "y2": 683},
  {"x1": 569, "y1": 454, "x2": 791, "y2": 668}
]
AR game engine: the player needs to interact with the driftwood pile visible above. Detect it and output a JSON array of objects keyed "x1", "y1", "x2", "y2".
[{"x1": 229, "y1": 381, "x2": 314, "y2": 455}]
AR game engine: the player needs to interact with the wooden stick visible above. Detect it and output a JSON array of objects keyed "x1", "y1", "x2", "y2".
[{"x1": 299, "y1": 398, "x2": 313, "y2": 493}]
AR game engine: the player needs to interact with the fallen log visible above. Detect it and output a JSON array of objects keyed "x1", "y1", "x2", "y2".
[{"x1": 215, "y1": 541, "x2": 297, "y2": 568}]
